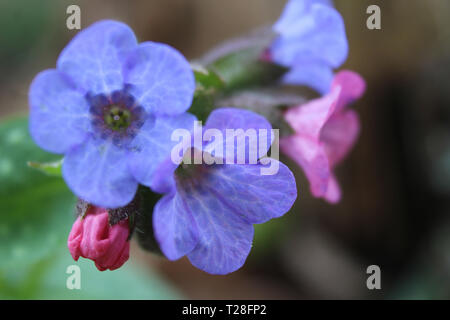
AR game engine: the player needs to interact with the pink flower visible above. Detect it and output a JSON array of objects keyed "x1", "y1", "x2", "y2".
[
  {"x1": 280, "y1": 70, "x2": 365, "y2": 203},
  {"x1": 68, "y1": 205, "x2": 130, "y2": 271}
]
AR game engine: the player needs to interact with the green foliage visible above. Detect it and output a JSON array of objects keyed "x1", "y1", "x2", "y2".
[
  {"x1": 189, "y1": 44, "x2": 288, "y2": 124},
  {"x1": 0, "y1": 117, "x2": 179, "y2": 299},
  {"x1": 192, "y1": 63, "x2": 225, "y2": 91},
  {"x1": 190, "y1": 65, "x2": 225, "y2": 123},
  {"x1": 208, "y1": 47, "x2": 287, "y2": 92},
  {"x1": 0, "y1": 0, "x2": 52, "y2": 70},
  {"x1": 27, "y1": 159, "x2": 63, "y2": 177}
]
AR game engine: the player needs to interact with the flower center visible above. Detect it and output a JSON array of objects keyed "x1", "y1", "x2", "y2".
[
  {"x1": 104, "y1": 105, "x2": 131, "y2": 131},
  {"x1": 86, "y1": 87, "x2": 152, "y2": 146}
]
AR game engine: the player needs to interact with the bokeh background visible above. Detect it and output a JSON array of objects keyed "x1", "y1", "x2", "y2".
[{"x1": 1, "y1": 0, "x2": 450, "y2": 299}]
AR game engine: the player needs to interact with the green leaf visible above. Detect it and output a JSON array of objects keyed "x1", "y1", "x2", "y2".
[
  {"x1": 25, "y1": 248, "x2": 181, "y2": 299},
  {"x1": 190, "y1": 90, "x2": 216, "y2": 123},
  {"x1": 189, "y1": 29, "x2": 288, "y2": 123},
  {"x1": 209, "y1": 47, "x2": 287, "y2": 92},
  {"x1": 190, "y1": 64, "x2": 225, "y2": 123},
  {"x1": 0, "y1": 117, "x2": 76, "y2": 294},
  {"x1": 0, "y1": 116, "x2": 180, "y2": 299},
  {"x1": 27, "y1": 158, "x2": 63, "y2": 177},
  {"x1": 192, "y1": 63, "x2": 225, "y2": 90}
]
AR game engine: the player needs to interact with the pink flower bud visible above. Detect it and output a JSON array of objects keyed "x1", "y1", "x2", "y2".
[{"x1": 68, "y1": 205, "x2": 130, "y2": 271}]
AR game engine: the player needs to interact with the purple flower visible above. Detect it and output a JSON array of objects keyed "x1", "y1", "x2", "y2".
[
  {"x1": 151, "y1": 108, "x2": 297, "y2": 275},
  {"x1": 29, "y1": 20, "x2": 196, "y2": 208},
  {"x1": 269, "y1": 0, "x2": 348, "y2": 94},
  {"x1": 280, "y1": 70, "x2": 365, "y2": 203}
]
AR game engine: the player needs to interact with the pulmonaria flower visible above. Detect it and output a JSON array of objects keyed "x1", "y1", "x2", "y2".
[
  {"x1": 151, "y1": 108, "x2": 297, "y2": 275},
  {"x1": 269, "y1": 0, "x2": 348, "y2": 94},
  {"x1": 68, "y1": 205, "x2": 130, "y2": 271},
  {"x1": 280, "y1": 70, "x2": 365, "y2": 203},
  {"x1": 29, "y1": 20, "x2": 196, "y2": 208}
]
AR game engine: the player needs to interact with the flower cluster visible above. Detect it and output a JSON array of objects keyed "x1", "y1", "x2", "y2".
[{"x1": 28, "y1": 0, "x2": 365, "y2": 274}]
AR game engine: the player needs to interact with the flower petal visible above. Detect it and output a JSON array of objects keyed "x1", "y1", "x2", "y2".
[
  {"x1": 29, "y1": 70, "x2": 91, "y2": 153},
  {"x1": 273, "y1": 0, "x2": 332, "y2": 36},
  {"x1": 193, "y1": 162, "x2": 297, "y2": 224},
  {"x1": 281, "y1": 60, "x2": 334, "y2": 94},
  {"x1": 153, "y1": 193, "x2": 199, "y2": 261},
  {"x1": 93, "y1": 219, "x2": 130, "y2": 271},
  {"x1": 271, "y1": 3, "x2": 347, "y2": 69},
  {"x1": 57, "y1": 20, "x2": 137, "y2": 95},
  {"x1": 167, "y1": 160, "x2": 296, "y2": 274},
  {"x1": 176, "y1": 182, "x2": 254, "y2": 275},
  {"x1": 79, "y1": 210, "x2": 111, "y2": 259},
  {"x1": 283, "y1": 85, "x2": 340, "y2": 138},
  {"x1": 127, "y1": 112, "x2": 197, "y2": 188},
  {"x1": 324, "y1": 174, "x2": 341, "y2": 203},
  {"x1": 62, "y1": 137, "x2": 138, "y2": 208},
  {"x1": 67, "y1": 216, "x2": 83, "y2": 261},
  {"x1": 149, "y1": 158, "x2": 179, "y2": 195},
  {"x1": 203, "y1": 108, "x2": 273, "y2": 163},
  {"x1": 332, "y1": 70, "x2": 366, "y2": 112},
  {"x1": 280, "y1": 134, "x2": 330, "y2": 198},
  {"x1": 321, "y1": 110, "x2": 360, "y2": 167},
  {"x1": 123, "y1": 42, "x2": 195, "y2": 116}
]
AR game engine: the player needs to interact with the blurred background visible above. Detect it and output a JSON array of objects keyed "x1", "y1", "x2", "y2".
[{"x1": 1, "y1": 0, "x2": 450, "y2": 299}]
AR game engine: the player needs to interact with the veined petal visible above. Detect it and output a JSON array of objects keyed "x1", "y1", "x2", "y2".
[
  {"x1": 29, "y1": 69, "x2": 91, "y2": 153},
  {"x1": 203, "y1": 108, "x2": 273, "y2": 164},
  {"x1": 63, "y1": 137, "x2": 138, "y2": 208},
  {"x1": 57, "y1": 20, "x2": 138, "y2": 95},
  {"x1": 177, "y1": 183, "x2": 254, "y2": 275},
  {"x1": 123, "y1": 42, "x2": 195, "y2": 116},
  {"x1": 166, "y1": 160, "x2": 296, "y2": 274},
  {"x1": 127, "y1": 112, "x2": 197, "y2": 188},
  {"x1": 194, "y1": 162, "x2": 297, "y2": 224},
  {"x1": 153, "y1": 193, "x2": 199, "y2": 261}
]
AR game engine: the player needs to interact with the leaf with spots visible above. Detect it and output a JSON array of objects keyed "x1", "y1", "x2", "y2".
[
  {"x1": 0, "y1": 116, "x2": 180, "y2": 299},
  {"x1": 0, "y1": 116, "x2": 75, "y2": 276}
]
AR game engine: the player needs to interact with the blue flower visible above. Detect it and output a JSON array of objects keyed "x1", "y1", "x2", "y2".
[
  {"x1": 151, "y1": 108, "x2": 298, "y2": 274},
  {"x1": 29, "y1": 20, "x2": 196, "y2": 208},
  {"x1": 270, "y1": 0, "x2": 348, "y2": 94}
]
